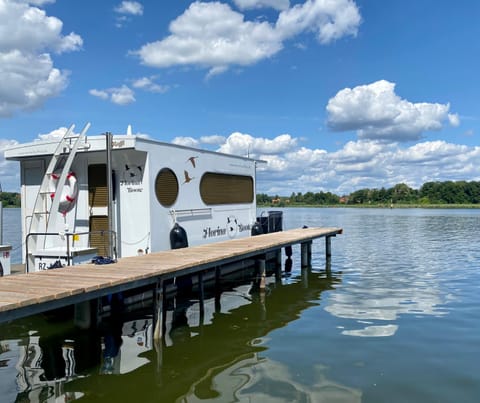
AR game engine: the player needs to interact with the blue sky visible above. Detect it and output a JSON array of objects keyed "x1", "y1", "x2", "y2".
[{"x1": 1, "y1": 0, "x2": 479, "y2": 195}]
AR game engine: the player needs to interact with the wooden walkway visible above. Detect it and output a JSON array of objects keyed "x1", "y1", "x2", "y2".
[{"x1": 0, "y1": 227, "x2": 342, "y2": 324}]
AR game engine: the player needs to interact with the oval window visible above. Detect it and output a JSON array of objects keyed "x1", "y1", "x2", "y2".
[
  {"x1": 200, "y1": 172, "x2": 253, "y2": 205},
  {"x1": 155, "y1": 168, "x2": 179, "y2": 207}
]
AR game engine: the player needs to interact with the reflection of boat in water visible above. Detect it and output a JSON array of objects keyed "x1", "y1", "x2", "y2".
[
  {"x1": 66, "y1": 265, "x2": 346, "y2": 401},
  {"x1": 0, "y1": 330, "x2": 88, "y2": 402},
  {"x1": 181, "y1": 353, "x2": 361, "y2": 403},
  {"x1": 100, "y1": 317, "x2": 153, "y2": 375},
  {"x1": 0, "y1": 265, "x2": 351, "y2": 402}
]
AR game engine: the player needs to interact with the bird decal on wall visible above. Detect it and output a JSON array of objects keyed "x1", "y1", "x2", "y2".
[
  {"x1": 183, "y1": 170, "x2": 194, "y2": 184},
  {"x1": 187, "y1": 156, "x2": 198, "y2": 168}
]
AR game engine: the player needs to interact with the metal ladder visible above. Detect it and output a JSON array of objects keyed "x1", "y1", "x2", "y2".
[{"x1": 27, "y1": 123, "x2": 91, "y2": 270}]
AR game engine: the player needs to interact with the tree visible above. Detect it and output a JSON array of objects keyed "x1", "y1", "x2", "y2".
[
  {"x1": 257, "y1": 180, "x2": 480, "y2": 207},
  {"x1": 391, "y1": 183, "x2": 416, "y2": 203},
  {"x1": 0, "y1": 192, "x2": 21, "y2": 207},
  {"x1": 256, "y1": 193, "x2": 271, "y2": 204}
]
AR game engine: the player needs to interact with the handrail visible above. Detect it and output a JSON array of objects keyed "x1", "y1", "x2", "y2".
[{"x1": 25, "y1": 230, "x2": 117, "y2": 273}]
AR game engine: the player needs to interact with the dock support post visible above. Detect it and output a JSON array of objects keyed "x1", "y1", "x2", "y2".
[
  {"x1": 74, "y1": 298, "x2": 99, "y2": 330},
  {"x1": 276, "y1": 249, "x2": 282, "y2": 267},
  {"x1": 302, "y1": 265, "x2": 309, "y2": 288},
  {"x1": 275, "y1": 249, "x2": 282, "y2": 282},
  {"x1": 257, "y1": 258, "x2": 266, "y2": 289},
  {"x1": 198, "y1": 271, "x2": 205, "y2": 323},
  {"x1": 214, "y1": 266, "x2": 221, "y2": 313},
  {"x1": 326, "y1": 236, "x2": 332, "y2": 259},
  {"x1": 301, "y1": 242, "x2": 312, "y2": 267},
  {"x1": 153, "y1": 279, "x2": 165, "y2": 341},
  {"x1": 325, "y1": 257, "x2": 332, "y2": 278},
  {"x1": 153, "y1": 279, "x2": 165, "y2": 381}
]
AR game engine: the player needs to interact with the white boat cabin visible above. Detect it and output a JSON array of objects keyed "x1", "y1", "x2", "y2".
[{"x1": 5, "y1": 124, "x2": 265, "y2": 272}]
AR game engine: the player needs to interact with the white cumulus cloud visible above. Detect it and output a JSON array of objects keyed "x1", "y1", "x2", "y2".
[
  {"x1": 132, "y1": 76, "x2": 169, "y2": 93},
  {"x1": 0, "y1": 1, "x2": 82, "y2": 54},
  {"x1": 233, "y1": 0, "x2": 290, "y2": 11},
  {"x1": 15, "y1": 0, "x2": 55, "y2": 5},
  {"x1": 37, "y1": 126, "x2": 73, "y2": 141},
  {"x1": 199, "y1": 135, "x2": 226, "y2": 145},
  {"x1": 276, "y1": 0, "x2": 361, "y2": 43},
  {"x1": 89, "y1": 89, "x2": 109, "y2": 100},
  {"x1": 448, "y1": 113, "x2": 460, "y2": 127},
  {"x1": 114, "y1": 1, "x2": 143, "y2": 27},
  {"x1": 89, "y1": 85, "x2": 135, "y2": 105},
  {"x1": 0, "y1": 0, "x2": 82, "y2": 117},
  {"x1": 133, "y1": 0, "x2": 361, "y2": 77},
  {"x1": 115, "y1": 1, "x2": 143, "y2": 16},
  {"x1": 329, "y1": 140, "x2": 386, "y2": 163},
  {"x1": 201, "y1": 130, "x2": 479, "y2": 196},
  {"x1": 393, "y1": 140, "x2": 469, "y2": 164},
  {"x1": 0, "y1": 51, "x2": 69, "y2": 117},
  {"x1": 0, "y1": 138, "x2": 20, "y2": 189},
  {"x1": 172, "y1": 136, "x2": 200, "y2": 148},
  {"x1": 134, "y1": 2, "x2": 281, "y2": 76},
  {"x1": 326, "y1": 80, "x2": 459, "y2": 142},
  {"x1": 217, "y1": 132, "x2": 297, "y2": 156}
]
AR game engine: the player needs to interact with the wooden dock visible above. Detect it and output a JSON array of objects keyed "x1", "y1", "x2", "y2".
[{"x1": 0, "y1": 227, "x2": 342, "y2": 324}]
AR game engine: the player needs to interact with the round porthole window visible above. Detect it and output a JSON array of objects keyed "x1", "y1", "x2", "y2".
[{"x1": 155, "y1": 168, "x2": 179, "y2": 207}]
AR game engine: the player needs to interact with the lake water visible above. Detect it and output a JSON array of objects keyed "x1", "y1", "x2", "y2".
[
  {"x1": 1, "y1": 208, "x2": 22, "y2": 264},
  {"x1": 1, "y1": 207, "x2": 479, "y2": 402}
]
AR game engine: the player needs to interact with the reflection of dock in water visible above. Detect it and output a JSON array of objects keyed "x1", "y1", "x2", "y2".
[{"x1": 60, "y1": 264, "x2": 353, "y2": 401}]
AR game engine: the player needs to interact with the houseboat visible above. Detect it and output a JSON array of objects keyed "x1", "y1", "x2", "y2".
[{"x1": 5, "y1": 123, "x2": 275, "y2": 273}]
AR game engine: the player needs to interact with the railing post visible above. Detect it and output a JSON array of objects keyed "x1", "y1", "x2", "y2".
[{"x1": 66, "y1": 233, "x2": 71, "y2": 266}]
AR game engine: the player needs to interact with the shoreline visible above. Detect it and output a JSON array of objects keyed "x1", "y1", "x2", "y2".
[{"x1": 257, "y1": 204, "x2": 480, "y2": 209}]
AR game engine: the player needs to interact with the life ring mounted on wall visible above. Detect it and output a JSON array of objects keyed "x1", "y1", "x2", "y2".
[{"x1": 50, "y1": 171, "x2": 79, "y2": 215}]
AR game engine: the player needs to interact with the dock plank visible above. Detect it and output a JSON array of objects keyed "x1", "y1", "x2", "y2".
[{"x1": 0, "y1": 227, "x2": 341, "y2": 322}]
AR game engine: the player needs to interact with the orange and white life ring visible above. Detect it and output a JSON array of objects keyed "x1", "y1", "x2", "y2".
[{"x1": 50, "y1": 171, "x2": 78, "y2": 215}]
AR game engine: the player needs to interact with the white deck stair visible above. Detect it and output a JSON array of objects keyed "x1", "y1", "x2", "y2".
[{"x1": 27, "y1": 123, "x2": 91, "y2": 270}]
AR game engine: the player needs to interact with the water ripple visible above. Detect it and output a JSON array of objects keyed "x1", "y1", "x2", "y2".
[{"x1": 290, "y1": 208, "x2": 480, "y2": 337}]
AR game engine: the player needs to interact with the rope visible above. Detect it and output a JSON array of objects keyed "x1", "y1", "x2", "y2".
[{"x1": 120, "y1": 231, "x2": 150, "y2": 246}]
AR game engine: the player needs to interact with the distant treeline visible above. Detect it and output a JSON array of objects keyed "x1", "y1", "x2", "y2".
[
  {"x1": 257, "y1": 181, "x2": 480, "y2": 206},
  {"x1": 0, "y1": 192, "x2": 21, "y2": 207},
  {"x1": 2, "y1": 181, "x2": 480, "y2": 208}
]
